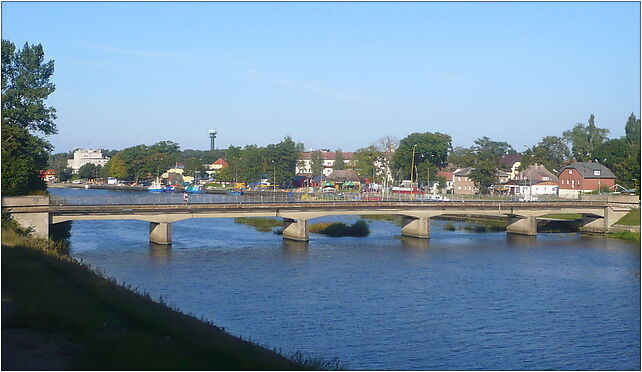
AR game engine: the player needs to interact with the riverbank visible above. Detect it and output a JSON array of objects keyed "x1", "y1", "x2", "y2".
[{"x1": 1, "y1": 229, "x2": 335, "y2": 370}]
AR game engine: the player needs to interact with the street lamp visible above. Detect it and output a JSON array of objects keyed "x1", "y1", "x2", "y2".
[{"x1": 410, "y1": 144, "x2": 417, "y2": 185}]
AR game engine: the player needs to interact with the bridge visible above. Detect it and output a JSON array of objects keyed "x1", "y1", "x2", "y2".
[{"x1": 2, "y1": 195, "x2": 637, "y2": 244}]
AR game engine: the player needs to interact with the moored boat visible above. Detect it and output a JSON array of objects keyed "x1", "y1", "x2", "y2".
[{"x1": 148, "y1": 179, "x2": 164, "y2": 192}]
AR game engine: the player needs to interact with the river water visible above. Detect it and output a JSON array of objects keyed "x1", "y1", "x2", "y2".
[{"x1": 51, "y1": 188, "x2": 640, "y2": 370}]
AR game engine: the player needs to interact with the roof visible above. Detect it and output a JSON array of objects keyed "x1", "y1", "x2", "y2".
[
  {"x1": 437, "y1": 171, "x2": 453, "y2": 178},
  {"x1": 212, "y1": 158, "x2": 228, "y2": 166},
  {"x1": 518, "y1": 164, "x2": 559, "y2": 182},
  {"x1": 561, "y1": 162, "x2": 616, "y2": 179},
  {"x1": 453, "y1": 167, "x2": 474, "y2": 176},
  {"x1": 500, "y1": 153, "x2": 522, "y2": 169},
  {"x1": 535, "y1": 181, "x2": 559, "y2": 186},
  {"x1": 299, "y1": 151, "x2": 353, "y2": 161},
  {"x1": 325, "y1": 169, "x2": 360, "y2": 182}
]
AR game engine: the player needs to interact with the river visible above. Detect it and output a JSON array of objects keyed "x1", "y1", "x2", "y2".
[{"x1": 50, "y1": 188, "x2": 640, "y2": 370}]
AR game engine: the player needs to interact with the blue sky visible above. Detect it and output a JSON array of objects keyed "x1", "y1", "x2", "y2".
[{"x1": 2, "y1": 2, "x2": 640, "y2": 153}]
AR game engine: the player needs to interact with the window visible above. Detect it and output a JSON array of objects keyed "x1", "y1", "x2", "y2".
[
  {"x1": 593, "y1": 170, "x2": 601, "y2": 176},
  {"x1": 569, "y1": 170, "x2": 573, "y2": 174},
  {"x1": 542, "y1": 176, "x2": 550, "y2": 181}
]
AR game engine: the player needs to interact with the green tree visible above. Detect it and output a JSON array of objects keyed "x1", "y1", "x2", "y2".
[
  {"x1": 520, "y1": 136, "x2": 571, "y2": 173},
  {"x1": 333, "y1": 149, "x2": 346, "y2": 170},
  {"x1": 78, "y1": 163, "x2": 97, "y2": 180},
  {"x1": 107, "y1": 155, "x2": 129, "y2": 179},
  {"x1": 266, "y1": 136, "x2": 304, "y2": 187},
  {"x1": 2, "y1": 40, "x2": 57, "y2": 135},
  {"x1": 562, "y1": 114, "x2": 609, "y2": 161},
  {"x1": 310, "y1": 151, "x2": 324, "y2": 177},
  {"x1": 351, "y1": 145, "x2": 382, "y2": 181},
  {"x1": 448, "y1": 146, "x2": 476, "y2": 168},
  {"x1": 392, "y1": 132, "x2": 452, "y2": 183},
  {"x1": 465, "y1": 136, "x2": 514, "y2": 193},
  {"x1": 1, "y1": 40, "x2": 57, "y2": 195},
  {"x1": 594, "y1": 113, "x2": 641, "y2": 189},
  {"x1": 183, "y1": 157, "x2": 207, "y2": 180}
]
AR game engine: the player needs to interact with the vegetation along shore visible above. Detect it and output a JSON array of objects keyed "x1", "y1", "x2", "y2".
[{"x1": 1, "y1": 219, "x2": 340, "y2": 370}]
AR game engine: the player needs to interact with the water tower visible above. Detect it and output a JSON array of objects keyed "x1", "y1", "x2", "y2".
[{"x1": 208, "y1": 129, "x2": 218, "y2": 151}]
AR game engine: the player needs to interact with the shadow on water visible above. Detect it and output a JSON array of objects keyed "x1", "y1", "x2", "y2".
[
  {"x1": 505, "y1": 233, "x2": 538, "y2": 247},
  {"x1": 281, "y1": 239, "x2": 309, "y2": 258},
  {"x1": 149, "y1": 242, "x2": 172, "y2": 264}
]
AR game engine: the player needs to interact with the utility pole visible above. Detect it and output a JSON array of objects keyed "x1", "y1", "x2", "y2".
[{"x1": 410, "y1": 144, "x2": 417, "y2": 185}]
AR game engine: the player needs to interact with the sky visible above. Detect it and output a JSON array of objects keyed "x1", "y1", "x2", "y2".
[{"x1": 2, "y1": 2, "x2": 640, "y2": 153}]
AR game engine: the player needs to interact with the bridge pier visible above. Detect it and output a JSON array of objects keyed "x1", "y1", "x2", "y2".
[
  {"x1": 506, "y1": 215, "x2": 537, "y2": 236},
  {"x1": 401, "y1": 216, "x2": 430, "y2": 239},
  {"x1": 1, "y1": 196, "x2": 50, "y2": 238},
  {"x1": 581, "y1": 207, "x2": 630, "y2": 233},
  {"x1": 282, "y1": 218, "x2": 309, "y2": 241},
  {"x1": 149, "y1": 222, "x2": 172, "y2": 245}
]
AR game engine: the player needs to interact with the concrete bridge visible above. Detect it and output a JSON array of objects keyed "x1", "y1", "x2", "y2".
[{"x1": 2, "y1": 196, "x2": 637, "y2": 244}]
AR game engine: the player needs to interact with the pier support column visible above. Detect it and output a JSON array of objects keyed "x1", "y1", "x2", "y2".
[
  {"x1": 282, "y1": 218, "x2": 309, "y2": 242},
  {"x1": 506, "y1": 215, "x2": 537, "y2": 236},
  {"x1": 1, "y1": 196, "x2": 50, "y2": 238},
  {"x1": 149, "y1": 222, "x2": 172, "y2": 245},
  {"x1": 401, "y1": 216, "x2": 430, "y2": 239}
]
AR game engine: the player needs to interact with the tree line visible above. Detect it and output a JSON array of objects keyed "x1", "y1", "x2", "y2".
[{"x1": 3, "y1": 39, "x2": 640, "y2": 196}]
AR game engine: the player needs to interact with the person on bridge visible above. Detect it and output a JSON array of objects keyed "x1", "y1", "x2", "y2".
[{"x1": 183, "y1": 191, "x2": 189, "y2": 204}]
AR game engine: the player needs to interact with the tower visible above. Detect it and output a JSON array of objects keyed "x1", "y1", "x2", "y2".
[{"x1": 208, "y1": 129, "x2": 218, "y2": 151}]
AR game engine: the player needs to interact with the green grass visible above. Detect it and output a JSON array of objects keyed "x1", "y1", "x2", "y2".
[
  {"x1": 541, "y1": 213, "x2": 583, "y2": 220},
  {"x1": 234, "y1": 217, "x2": 283, "y2": 232},
  {"x1": 309, "y1": 220, "x2": 370, "y2": 237},
  {"x1": 2, "y1": 231, "x2": 337, "y2": 370},
  {"x1": 615, "y1": 209, "x2": 640, "y2": 226},
  {"x1": 359, "y1": 214, "x2": 402, "y2": 226},
  {"x1": 608, "y1": 231, "x2": 641, "y2": 243}
]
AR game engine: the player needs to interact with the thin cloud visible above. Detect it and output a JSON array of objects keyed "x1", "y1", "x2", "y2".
[
  {"x1": 82, "y1": 43, "x2": 208, "y2": 62},
  {"x1": 243, "y1": 69, "x2": 372, "y2": 104}
]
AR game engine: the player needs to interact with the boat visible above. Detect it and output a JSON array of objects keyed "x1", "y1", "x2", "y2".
[
  {"x1": 148, "y1": 179, "x2": 164, "y2": 192},
  {"x1": 226, "y1": 188, "x2": 243, "y2": 196},
  {"x1": 185, "y1": 185, "x2": 205, "y2": 193},
  {"x1": 164, "y1": 185, "x2": 177, "y2": 192}
]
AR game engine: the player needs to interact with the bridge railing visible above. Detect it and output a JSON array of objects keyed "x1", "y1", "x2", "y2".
[{"x1": 48, "y1": 191, "x2": 618, "y2": 206}]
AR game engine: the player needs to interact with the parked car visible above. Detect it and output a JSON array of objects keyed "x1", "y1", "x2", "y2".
[{"x1": 322, "y1": 187, "x2": 336, "y2": 193}]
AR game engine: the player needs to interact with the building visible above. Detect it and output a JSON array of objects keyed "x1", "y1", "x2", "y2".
[
  {"x1": 39, "y1": 169, "x2": 57, "y2": 183},
  {"x1": 500, "y1": 154, "x2": 522, "y2": 180},
  {"x1": 436, "y1": 170, "x2": 454, "y2": 193},
  {"x1": 209, "y1": 158, "x2": 228, "y2": 170},
  {"x1": 453, "y1": 167, "x2": 478, "y2": 194},
  {"x1": 502, "y1": 179, "x2": 558, "y2": 199},
  {"x1": 516, "y1": 163, "x2": 558, "y2": 183},
  {"x1": 558, "y1": 162, "x2": 616, "y2": 199},
  {"x1": 325, "y1": 169, "x2": 361, "y2": 189},
  {"x1": 296, "y1": 151, "x2": 354, "y2": 177},
  {"x1": 67, "y1": 149, "x2": 110, "y2": 173}
]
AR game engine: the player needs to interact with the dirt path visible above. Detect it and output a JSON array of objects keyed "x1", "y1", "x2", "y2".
[{"x1": 2, "y1": 288, "x2": 83, "y2": 370}]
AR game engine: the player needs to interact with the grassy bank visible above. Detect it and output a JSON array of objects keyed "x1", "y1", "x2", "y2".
[
  {"x1": 359, "y1": 214, "x2": 402, "y2": 226},
  {"x1": 608, "y1": 231, "x2": 641, "y2": 244},
  {"x1": 615, "y1": 209, "x2": 640, "y2": 226},
  {"x1": 2, "y1": 230, "x2": 335, "y2": 370},
  {"x1": 309, "y1": 220, "x2": 370, "y2": 237},
  {"x1": 541, "y1": 213, "x2": 583, "y2": 220},
  {"x1": 234, "y1": 217, "x2": 282, "y2": 232}
]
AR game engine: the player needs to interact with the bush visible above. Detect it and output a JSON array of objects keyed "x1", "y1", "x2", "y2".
[
  {"x1": 310, "y1": 220, "x2": 370, "y2": 237},
  {"x1": 443, "y1": 222, "x2": 456, "y2": 231}
]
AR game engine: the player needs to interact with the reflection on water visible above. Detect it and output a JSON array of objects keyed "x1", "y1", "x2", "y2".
[
  {"x1": 399, "y1": 236, "x2": 431, "y2": 250},
  {"x1": 52, "y1": 188, "x2": 640, "y2": 370},
  {"x1": 281, "y1": 239, "x2": 310, "y2": 257},
  {"x1": 149, "y1": 242, "x2": 172, "y2": 264},
  {"x1": 505, "y1": 233, "x2": 538, "y2": 247}
]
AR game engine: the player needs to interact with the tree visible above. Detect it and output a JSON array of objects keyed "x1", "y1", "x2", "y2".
[
  {"x1": 107, "y1": 155, "x2": 129, "y2": 179},
  {"x1": 183, "y1": 157, "x2": 207, "y2": 180},
  {"x1": 1, "y1": 125, "x2": 51, "y2": 194},
  {"x1": 351, "y1": 145, "x2": 382, "y2": 181},
  {"x1": 310, "y1": 151, "x2": 324, "y2": 177},
  {"x1": 448, "y1": 146, "x2": 476, "y2": 168},
  {"x1": 456, "y1": 136, "x2": 514, "y2": 194},
  {"x1": 2, "y1": 40, "x2": 57, "y2": 195},
  {"x1": 78, "y1": 163, "x2": 97, "y2": 180},
  {"x1": 562, "y1": 114, "x2": 609, "y2": 162},
  {"x1": 593, "y1": 113, "x2": 641, "y2": 189},
  {"x1": 520, "y1": 136, "x2": 571, "y2": 173},
  {"x1": 2, "y1": 40, "x2": 57, "y2": 135},
  {"x1": 265, "y1": 136, "x2": 304, "y2": 187},
  {"x1": 392, "y1": 132, "x2": 451, "y2": 183},
  {"x1": 333, "y1": 149, "x2": 346, "y2": 170},
  {"x1": 375, "y1": 135, "x2": 398, "y2": 184}
]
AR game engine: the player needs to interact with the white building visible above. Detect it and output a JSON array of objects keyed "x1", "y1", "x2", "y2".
[
  {"x1": 296, "y1": 151, "x2": 354, "y2": 177},
  {"x1": 67, "y1": 149, "x2": 110, "y2": 173}
]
